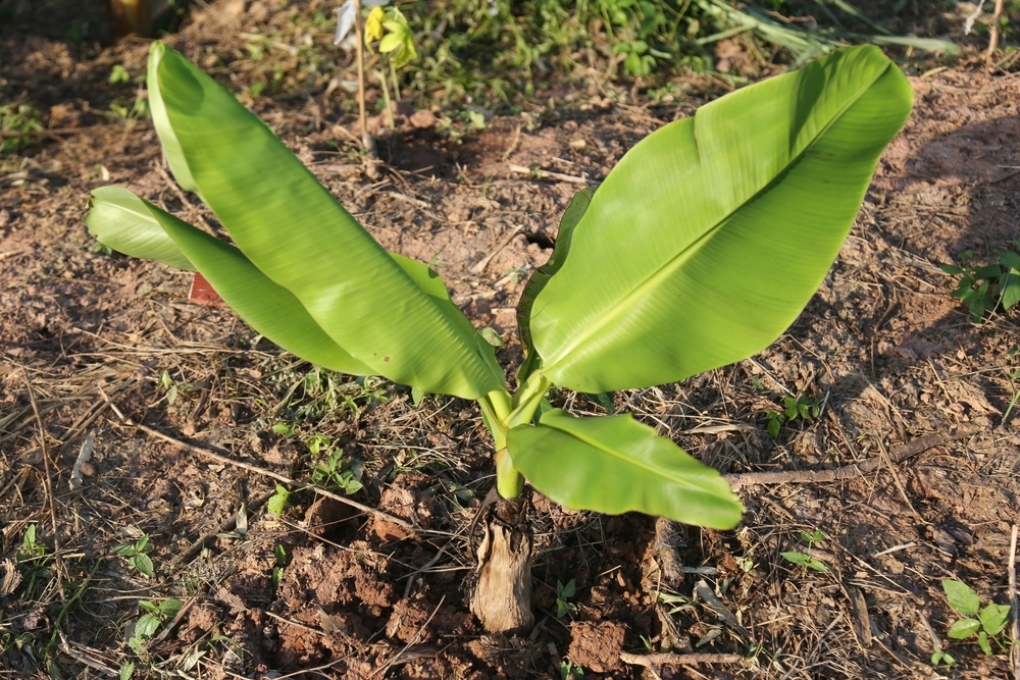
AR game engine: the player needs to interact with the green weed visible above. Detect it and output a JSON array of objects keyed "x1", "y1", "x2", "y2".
[
  {"x1": 309, "y1": 441, "x2": 364, "y2": 496},
  {"x1": 560, "y1": 659, "x2": 585, "y2": 680},
  {"x1": 267, "y1": 484, "x2": 290, "y2": 517},
  {"x1": 272, "y1": 543, "x2": 287, "y2": 587},
  {"x1": 15, "y1": 525, "x2": 51, "y2": 599},
  {"x1": 107, "y1": 65, "x2": 151, "y2": 122},
  {"x1": 114, "y1": 532, "x2": 155, "y2": 578},
  {"x1": 555, "y1": 578, "x2": 578, "y2": 617},
  {"x1": 766, "y1": 391, "x2": 819, "y2": 437},
  {"x1": 0, "y1": 104, "x2": 42, "y2": 154},
  {"x1": 780, "y1": 528, "x2": 828, "y2": 573},
  {"x1": 128, "y1": 598, "x2": 183, "y2": 656},
  {"x1": 936, "y1": 579, "x2": 1014, "y2": 663},
  {"x1": 940, "y1": 240, "x2": 1020, "y2": 322}
]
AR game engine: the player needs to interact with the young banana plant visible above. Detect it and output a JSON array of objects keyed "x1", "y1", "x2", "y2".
[{"x1": 87, "y1": 42, "x2": 911, "y2": 633}]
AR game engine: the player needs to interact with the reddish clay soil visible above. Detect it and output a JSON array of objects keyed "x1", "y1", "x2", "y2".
[{"x1": 2, "y1": 2, "x2": 1019, "y2": 679}]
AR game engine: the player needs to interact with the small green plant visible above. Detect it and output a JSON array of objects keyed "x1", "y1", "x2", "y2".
[
  {"x1": 555, "y1": 578, "x2": 578, "y2": 618},
  {"x1": 781, "y1": 529, "x2": 828, "y2": 573},
  {"x1": 364, "y1": 5, "x2": 418, "y2": 129},
  {"x1": 128, "y1": 598, "x2": 183, "y2": 656},
  {"x1": 560, "y1": 659, "x2": 585, "y2": 680},
  {"x1": 766, "y1": 392, "x2": 820, "y2": 437},
  {"x1": 267, "y1": 484, "x2": 290, "y2": 517},
  {"x1": 939, "y1": 579, "x2": 1013, "y2": 659},
  {"x1": 272, "y1": 543, "x2": 287, "y2": 587},
  {"x1": 940, "y1": 240, "x2": 1020, "y2": 322},
  {"x1": 15, "y1": 525, "x2": 50, "y2": 599},
  {"x1": 272, "y1": 426, "x2": 365, "y2": 495},
  {"x1": 87, "y1": 43, "x2": 911, "y2": 633},
  {"x1": 0, "y1": 104, "x2": 42, "y2": 153},
  {"x1": 108, "y1": 64, "x2": 151, "y2": 122},
  {"x1": 114, "y1": 533, "x2": 155, "y2": 578},
  {"x1": 16, "y1": 524, "x2": 46, "y2": 563},
  {"x1": 158, "y1": 369, "x2": 178, "y2": 404},
  {"x1": 310, "y1": 445, "x2": 364, "y2": 495},
  {"x1": 110, "y1": 64, "x2": 132, "y2": 84}
]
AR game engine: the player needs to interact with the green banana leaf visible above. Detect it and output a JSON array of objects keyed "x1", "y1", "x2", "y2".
[
  {"x1": 87, "y1": 187, "x2": 374, "y2": 375},
  {"x1": 508, "y1": 409, "x2": 742, "y2": 528},
  {"x1": 86, "y1": 187, "x2": 482, "y2": 377},
  {"x1": 145, "y1": 43, "x2": 505, "y2": 400},
  {"x1": 86, "y1": 186, "x2": 195, "y2": 271},
  {"x1": 529, "y1": 45, "x2": 912, "y2": 393},
  {"x1": 515, "y1": 188, "x2": 592, "y2": 384}
]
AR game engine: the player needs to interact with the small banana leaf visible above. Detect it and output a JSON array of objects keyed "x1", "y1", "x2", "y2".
[
  {"x1": 508, "y1": 409, "x2": 742, "y2": 528},
  {"x1": 87, "y1": 187, "x2": 373, "y2": 375}
]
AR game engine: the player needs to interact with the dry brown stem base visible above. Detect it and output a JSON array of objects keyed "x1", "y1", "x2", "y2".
[{"x1": 470, "y1": 497, "x2": 535, "y2": 634}]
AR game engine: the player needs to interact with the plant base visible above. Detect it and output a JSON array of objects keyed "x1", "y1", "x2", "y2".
[{"x1": 469, "y1": 496, "x2": 534, "y2": 634}]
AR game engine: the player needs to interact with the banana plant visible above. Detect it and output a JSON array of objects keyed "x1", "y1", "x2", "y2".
[{"x1": 87, "y1": 42, "x2": 911, "y2": 633}]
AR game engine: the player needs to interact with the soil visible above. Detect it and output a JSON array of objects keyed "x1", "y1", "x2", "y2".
[{"x1": 2, "y1": 2, "x2": 1020, "y2": 679}]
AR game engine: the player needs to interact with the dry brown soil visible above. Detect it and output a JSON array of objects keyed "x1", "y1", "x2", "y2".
[{"x1": 2, "y1": 3, "x2": 1020, "y2": 679}]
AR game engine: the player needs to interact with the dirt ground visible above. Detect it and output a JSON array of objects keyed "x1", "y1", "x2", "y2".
[{"x1": 2, "y1": 2, "x2": 1020, "y2": 679}]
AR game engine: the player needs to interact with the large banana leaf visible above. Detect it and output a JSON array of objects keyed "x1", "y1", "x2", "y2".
[
  {"x1": 507, "y1": 409, "x2": 742, "y2": 528},
  {"x1": 87, "y1": 187, "x2": 374, "y2": 375},
  {"x1": 146, "y1": 43, "x2": 505, "y2": 400},
  {"x1": 529, "y1": 46, "x2": 912, "y2": 393}
]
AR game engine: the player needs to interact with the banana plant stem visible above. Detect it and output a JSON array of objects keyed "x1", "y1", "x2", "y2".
[
  {"x1": 495, "y1": 448, "x2": 524, "y2": 499},
  {"x1": 379, "y1": 66, "x2": 395, "y2": 129},
  {"x1": 352, "y1": 0, "x2": 368, "y2": 146}
]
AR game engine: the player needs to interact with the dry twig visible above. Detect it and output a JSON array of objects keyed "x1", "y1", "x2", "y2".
[
  {"x1": 1009, "y1": 523, "x2": 1019, "y2": 680},
  {"x1": 23, "y1": 371, "x2": 65, "y2": 598},
  {"x1": 988, "y1": 0, "x2": 1006, "y2": 59},
  {"x1": 507, "y1": 163, "x2": 594, "y2": 186},
  {"x1": 620, "y1": 651, "x2": 744, "y2": 667},
  {"x1": 726, "y1": 427, "x2": 977, "y2": 489}
]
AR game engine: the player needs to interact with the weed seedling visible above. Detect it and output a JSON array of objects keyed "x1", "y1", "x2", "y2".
[
  {"x1": 0, "y1": 104, "x2": 42, "y2": 153},
  {"x1": 15, "y1": 525, "x2": 50, "y2": 598},
  {"x1": 940, "y1": 579, "x2": 1013, "y2": 658},
  {"x1": 767, "y1": 392, "x2": 820, "y2": 437},
  {"x1": 114, "y1": 533, "x2": 155, "y2": 578},
  {"x1": 267, "y1": 484, "x2": 290, "y2": 517},
  {"x1": 272, "y1": 544, "x2": 287, "y2": 587},
  {"x1": 940, "y1": 240, "x2": 1020, "y2": 322},
  {"x1": 555, "y1": 578, "x2": 578, "y2": 618},
  {"x1": 781, "y1": 529, "x2": 829, "y2": 573},
  {"x1": 310, "y1": 446, "x2": 363, "y2": 495},
  {"x1": 128, "y1": 598, "x2": 183, "y2": 655},
  {"x1": 560, "y1": 659, "x2": 585, "y2": 680}
]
